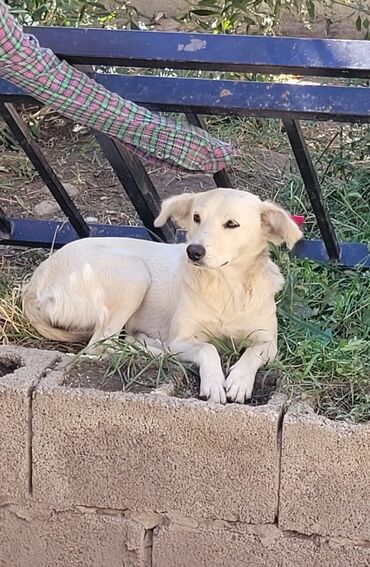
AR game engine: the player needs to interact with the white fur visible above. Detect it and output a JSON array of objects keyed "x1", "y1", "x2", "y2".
[{"x1": 23, "y1": 188, "x2": 302, "y2": 404}]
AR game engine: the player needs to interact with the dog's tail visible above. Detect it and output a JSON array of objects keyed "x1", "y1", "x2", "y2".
[{"x1": 22, "y1": 283, "x2": 89, "y2": 343}]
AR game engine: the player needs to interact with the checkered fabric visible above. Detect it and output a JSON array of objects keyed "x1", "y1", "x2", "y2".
[{"x1": 0, "y1": 1, "x2": 234, "y2": 172}]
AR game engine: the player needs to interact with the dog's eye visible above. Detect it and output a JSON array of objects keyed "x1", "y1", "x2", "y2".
[
  {"x1": 193, "y1": 213, "x2": 201, "y2": 224},
  {"x1": 224, "y1": 220, "x2": 240, "y2": 229}
]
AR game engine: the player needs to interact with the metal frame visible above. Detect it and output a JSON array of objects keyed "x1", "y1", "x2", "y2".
[
  {"x1": 23, "y1": 28, "x2": 370, "y2": 78},
  {"x1": 0, "y1": 28, "x2": 369, "y2": 267},
  {"x1": 1, "y1": 102, "x2": 90, "y2": 239},
  {"x1": 93, "y1": 132, "x2": 175, "y2": 242},
  {"x1": 1, "y1": 218, "x2": 150, "y2": 249},
  {"x1": 185, "y1": 112, "x2": 233, "y2": 188},
  {"x1": 0, "y1": 206, "x2": 11, "y2": 238},
  {"x1": 3, "y1": 77, "x2": 369, "y2": 123},
  {"x1": 282, "y1": 118, "x2": 340, "y2": 262}
]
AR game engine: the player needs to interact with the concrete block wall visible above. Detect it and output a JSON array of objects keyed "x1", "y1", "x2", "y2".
[
  {"x1": 280, "y1": 405, "x2": 370, "y2": 541},
  {"x1": 0, "y1": 345, "x2": 369, "y2": 567},
  {"x1": 0, "y1": 347, "x2": 59, "y2": 500},
  {"x1": 152, "y1": 522, "x2": 370, "y2": 567},
  {"x1": 0, "y1": 503, "x2": 151, "y2": 567},
  {"x1": 32, "y1": 368, "x2": 283, "y2": 523}
]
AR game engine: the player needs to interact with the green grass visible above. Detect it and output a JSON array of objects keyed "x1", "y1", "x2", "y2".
[
  {"x1": 275, "y1": 254, "x2": 370, "y2": 422},
  {"x1": 73, "y1": 336, "x2": 191, "y2": 393},
  {"x1": 65, "y1": 334, "x2": 277, "y2": 405},
  {"x1": 207, "y1": 116, "x2": 370, "y2": 422},
  {"x1": 67, "y1": 334, "x2": 251, "y2": 395}
]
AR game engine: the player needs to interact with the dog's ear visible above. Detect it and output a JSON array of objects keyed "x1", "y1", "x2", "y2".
[
  {"x1": 154, "y1": 193, "x2": 195, "y2": 228},
  {"x1": 260, "y1": 201, "x2": 303, "y2": 249}
]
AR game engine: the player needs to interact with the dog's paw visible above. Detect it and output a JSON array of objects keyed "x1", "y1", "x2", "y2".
[
  {"x1": 225, "y1": 369, "x2": 255, "y2": 404},
  {"x1": 200, "y1": 377, "x2": 226, "y2": 404}
]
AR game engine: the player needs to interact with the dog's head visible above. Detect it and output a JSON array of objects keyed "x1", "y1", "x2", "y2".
[{"x1": 154, "y1": 188, "x2": 302, "y2": 269}]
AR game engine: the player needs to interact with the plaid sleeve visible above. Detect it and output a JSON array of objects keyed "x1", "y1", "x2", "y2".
[{"x1": 0, "y1": 1, "x2": 234, "y2": 173}]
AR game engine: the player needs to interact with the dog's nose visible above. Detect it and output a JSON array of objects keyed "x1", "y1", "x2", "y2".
[{"x1": 186, "y1": 244, "x2": 206, "y2": 262}]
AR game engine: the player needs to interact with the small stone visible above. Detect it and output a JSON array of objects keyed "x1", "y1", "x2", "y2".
[
  {"x1": 63, "y1": 182, "x2": 79, "y2": 197},
  {"x1": 85, "y1": 216, "x2": 98, "y2": 223},
  {"x1": 34, "y1": 200, "x2": 60, "y2": 217}
]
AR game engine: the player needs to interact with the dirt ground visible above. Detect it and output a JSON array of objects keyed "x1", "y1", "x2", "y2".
[{"x1": 64, "y1": 355, "x2": 278, "y2": 405}]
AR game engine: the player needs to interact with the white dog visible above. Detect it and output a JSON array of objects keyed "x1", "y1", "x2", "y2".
[{"x1": 23, "y1": 188, "x2": 302, "y2": 404}]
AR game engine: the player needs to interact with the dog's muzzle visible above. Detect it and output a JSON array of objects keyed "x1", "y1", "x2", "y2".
[{"x1": 186, "y1": 244, "x2": 206, "y2": 263}]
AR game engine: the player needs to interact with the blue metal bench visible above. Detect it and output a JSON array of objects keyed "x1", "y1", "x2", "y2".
[{"x1": 0, "y1": 29, "x2": 369, "y2": 267}]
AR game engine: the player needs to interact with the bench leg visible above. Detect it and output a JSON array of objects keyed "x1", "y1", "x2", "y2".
[
  {"x1": 283, "y1": 118, "x2": 340, "y2": 262},
  {"x1": 0, "y1": 103, "x2": 90, "y2": 239},
  {"x1": 93, "y1": 132, "x2": 176, "y2": 243},
  {"x1": 0, "y1": 206, "x2": 11, "y2": 238}
]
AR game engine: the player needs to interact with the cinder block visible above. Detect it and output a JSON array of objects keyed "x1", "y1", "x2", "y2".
[
  {"x1": 152, "y1": 522, "x2": 370, "y2": 567},
  {"x1": 32, "y1": 365, "x2": 285, "y2": 523},
  {"x1": 0, "y1": 503, "x2": 150, "y2": 567},
  {"x1": 0, "y1": 345, "x2": 60, "y2": 500},
  {"x1": 279, "y1": 404, "x2": 370, "y2": 540}
]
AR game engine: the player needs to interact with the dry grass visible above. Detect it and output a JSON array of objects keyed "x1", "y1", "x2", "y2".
[{"x1": 0, "y1": 249, "x2": 81, "y2": 352}]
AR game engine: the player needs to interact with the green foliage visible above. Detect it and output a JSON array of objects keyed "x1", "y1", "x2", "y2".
[
  {"x1": 180, "y1": 0, "x2": 370, "y2": 37},
  {"x1": 5, "y1": 0, "x2": 141, "y2": 28},
  {"x1": 273, "y1": 126, "x2": 370, "y2": 423},
  {"x1": 275, "y1": 254, "x2": 370, "y2": 423},
  {"x1": 180, "y1": 0, "x2": 314, "y2": 34},
  {"x1": 355, "y1": 11, "x2": 370, "y2": 39},
  {"x1": 6, "y1": 0, "x2": 370, "y2": 37}
]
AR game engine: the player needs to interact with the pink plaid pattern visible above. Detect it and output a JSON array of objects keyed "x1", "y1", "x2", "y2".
[{"x1": 0, "y1": 1, "x2": 234, "y2": 173}]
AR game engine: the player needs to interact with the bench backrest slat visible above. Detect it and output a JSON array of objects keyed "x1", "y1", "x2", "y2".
[
  {"x1": 1, "y1": 75, "x2": 369, "y2": 122},
  {"x1": 25, "y1": 27, "x2": 370, "y2": 79}
]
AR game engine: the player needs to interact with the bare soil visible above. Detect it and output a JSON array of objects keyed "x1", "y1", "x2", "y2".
[
  {"x1": 64, "y1": 356, "x2": 189, "y2": 395},
  {"x1": 175, "y1": 369, "x2": 279, "y2": 405},
  {"x1": 63, "y1": 355, "x2": 279, "y2": 405}
]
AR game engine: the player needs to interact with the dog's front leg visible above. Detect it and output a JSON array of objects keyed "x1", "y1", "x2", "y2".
[
  {"x1": 169, "y1": 340, "x2": 226, "y2": 404},
  {"x1": 225, "y1": 337, "x2": 277, "y2": 404}
]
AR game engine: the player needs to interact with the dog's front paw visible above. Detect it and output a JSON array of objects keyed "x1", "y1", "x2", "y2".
[
  {"x1": 225, "y1": 369, "x2": 255, "y2": 404},
  {"x1": 200, "y1": 375, "x2": 226, "y2": 404}
]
